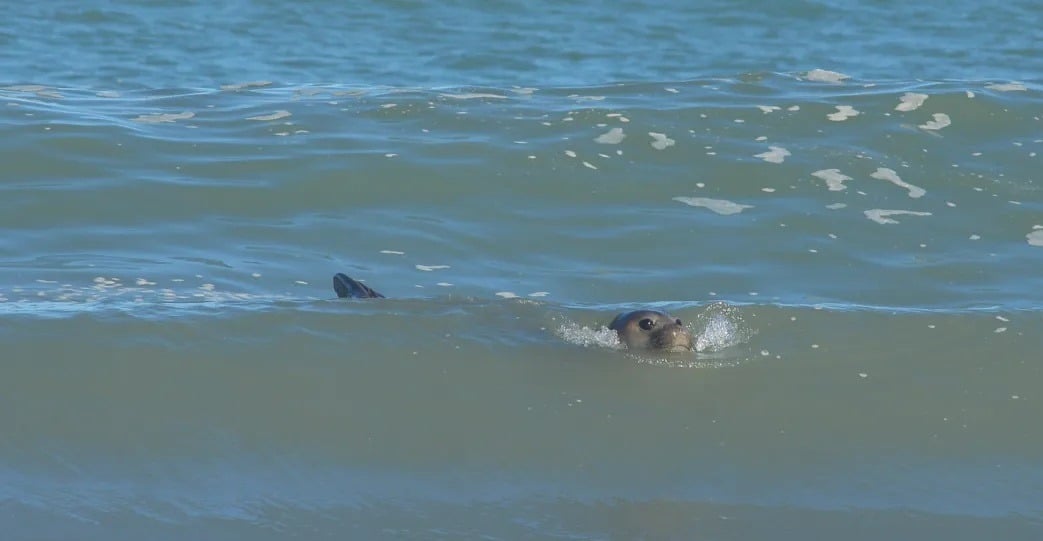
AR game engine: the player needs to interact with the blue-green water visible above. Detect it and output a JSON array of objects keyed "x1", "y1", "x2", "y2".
[{"x1": 2, "y1": 1, "x2": 1042, "y2": 539}]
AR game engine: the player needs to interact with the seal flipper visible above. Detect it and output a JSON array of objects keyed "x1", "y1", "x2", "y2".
[{"x1": 333, "y1": 273, "x2": 385, "y2": 299}]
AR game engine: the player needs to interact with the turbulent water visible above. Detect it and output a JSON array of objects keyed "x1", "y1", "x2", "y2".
[{"x1": 2, "y1": 1, "x2": 1042, "y2": 539}]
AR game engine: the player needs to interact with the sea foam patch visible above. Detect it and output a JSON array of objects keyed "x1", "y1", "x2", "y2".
[
  {"x1": 1027, "y1": 226, "x2": 1043, "y2": 247},
  {"x1": 595, "y1": 127, "x2": 625, "y2": 144},
  {"x1": 870, "y1": 167, "x2": 926, "y2": 198},
  {"x1": 864, "y1": 209, "x2": 932, "y2": 224},
  {"x1": 919, "y1": 113, "x2": 952, "y2": 131},
  {"x1": 827, "y1": 105, "x2": 860, "y2": 121},
  {"x1": 895, "y1": 93, "x2": 928, "y2": 112},
  {"x1": 133, "y1": 112, "x2": 195, "y2": 124},
  {"x1": 0, "y1": 277, "x2": 304, "y2": 316},
  {"x1": 754, "y1": 146, "x2": 791, "y2": 163},
  {"x1": 649, "y1": 132, "x2": 675, "y2": 150},
  {"x1": 247, "y1": 110, "x2": 291, "y2": 121},
  {"x1": 986, "y1": 82, "x2": 1027, "y2": 92},
  {"x1": 220, "y1": 81, "x2": 272, "y2": 91},
  {"x1": 812, "y1": 169, "x2": 852, "y2": 191},
  {"x1": 440, "y1": 92, "x2": 508, "y2": 100},
  {"x1": 805, "y1": 69, "x2": 850, "y2": 83},
  {"x1": 673, "y1": 197, "x2": 753, "y2": 215}
]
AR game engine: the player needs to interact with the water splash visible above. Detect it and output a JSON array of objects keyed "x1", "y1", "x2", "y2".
[
  {"x1": 693, "y1": 301, "x2": 752, "y2": 353},
  {"x1": 557, "y1": 320, "x2": 623, "y2": 350}
]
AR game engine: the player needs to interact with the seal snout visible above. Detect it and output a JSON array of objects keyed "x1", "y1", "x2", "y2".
[
  {"x1": 656, "y1": 319, "x2": 694, "y2": 352},
  {"x1": 609, "y1": 309, "x2": 695, "y2": 353}
]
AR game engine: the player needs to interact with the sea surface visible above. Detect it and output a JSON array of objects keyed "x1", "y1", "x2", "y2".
[{"x1": 2, "y1": 1, "x2": 1042, "y2": 539}]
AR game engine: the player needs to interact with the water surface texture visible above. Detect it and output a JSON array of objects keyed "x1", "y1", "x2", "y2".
[{"x1": 2, "y1": 1, "x2": 1042, "y2": 539}]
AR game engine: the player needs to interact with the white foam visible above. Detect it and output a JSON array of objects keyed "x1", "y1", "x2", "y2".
[
  {"x1": 827, "y1": 105, "x2": 860, "y2": 121},
  {"x1": 864, "y1": 209, "x2": 932, "y2": 224},
  {"x1": 0, "y1": 279, "x2": 309, "y2": 314},
  {"x1": 694, "y1": 302, "x2": 749, "y2": 353},
  {"x1": 594, "y1": 127, "x2": 625, "y2": 144},
  {"x1": 582, "y1": 161, "x2": 597, "y2": 170},
  {"x1": 812, "y1": 169, "x2": 851, "y2": 191},
  {"x1": 220, "y1": 81, "x2": 272, "y2": 91},
  {"x1": 247, "y1": 110, "x2": 291, "y2": 121},
  {"x1": 673, "y1": 196, "x2": 753, "y2": 215},
  {"x1": 986, "y1": 82, "x2": 1027, "y2": 92},
  {"x1": 495, "y1": 291, "x2": 519, "y2": 299},
  {"x1": 1026, "y1": 229, "x2": 1043, "y2": 247},
  {"x1": 380, "y1": 250, "x2": 405, "y2": 255},
  {"x1": 558, "y1": 321, "x2": 623, "y2": 350},
  {"x1": 919, "y1": 113, "x2": 951, "y2": 131},
  {"x1": 133, "y1": 112, "x2": 195, "y2": 124},
  {"x1": 895, "y1": 93, "x2": 928, "y2": 112},
  {"x1": 5, "y1": 84, "x2": 47, "y2": 93},
  {"x1": 870, "y1": 167, "x2": 926, "y2": 198},
  {"x1": 440, "y1": 92, "x2": 507, "y2": 99},
  {"x1": 648, "y1": 132, "x2": 675, "y2": 150},
  {"x1": 415, "y1": 264, "x2": 450, "y2": 271},
  {"x1": 757, "y1": 105, "x2": 781, "y2": 113},
  {"x1": 805, "y1": 69, "x2": 850, "y2": 83},
  {"x1": 754, "y1": 146, "x2": 791, "y2": 163},
  {"x1": 567, "y1": 94, "x2": 606, "y2": 101}
]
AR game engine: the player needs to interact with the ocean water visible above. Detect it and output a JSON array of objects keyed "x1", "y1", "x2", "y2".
[{"x1": 2, "y1": 1, "x2": 1042, "y2": 539}]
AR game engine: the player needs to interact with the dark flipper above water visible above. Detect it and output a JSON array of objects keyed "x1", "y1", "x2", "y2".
[{"x1": 333, "y1": 273, "x2": 385, "y2": 299}]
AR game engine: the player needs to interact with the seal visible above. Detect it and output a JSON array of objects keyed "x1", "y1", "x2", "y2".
[
  {"x1": 333, "y1": 273, "x2": 694, "y2": 353},
  {"x1": 608, "y1": 310, "x2": 694, "y2": 353},
  {"x1": 333, "y1": 273, "x2": 384, "y2": 299}
]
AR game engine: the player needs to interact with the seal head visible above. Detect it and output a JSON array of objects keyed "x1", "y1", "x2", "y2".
[
  {"x1": 609, "y1": 310, "x2": 694, "y2": 353},
  {"x1": 333, "y1": 273, "x2": 384, "y2": 299}
]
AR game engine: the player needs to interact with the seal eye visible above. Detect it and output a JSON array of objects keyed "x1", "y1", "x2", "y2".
[
  {"x1": 675, "y1": 318, "x2": 683, "y2": 326},
  {"x1": 638, "y1": 318, "x2": 655, "y2": 331}
]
